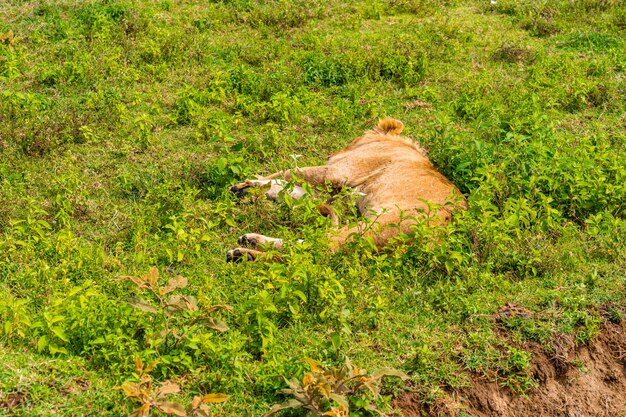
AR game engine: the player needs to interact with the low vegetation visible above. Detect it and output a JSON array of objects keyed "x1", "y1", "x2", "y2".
[{"x1": 1, "y1": 0, "x2": 624, "y2": 415}]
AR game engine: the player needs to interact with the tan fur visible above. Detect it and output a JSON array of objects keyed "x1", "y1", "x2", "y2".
[
  {"x1": 375, "y1": 117, "x2": 404, "y2": 135},
  {"x1": 228, "y1": 118, "x2": 466, "y2": 261}
]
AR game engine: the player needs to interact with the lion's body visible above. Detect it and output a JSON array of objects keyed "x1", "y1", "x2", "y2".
[{"x1": 227, "y1": 118, "x2": 466, "y2": 261}]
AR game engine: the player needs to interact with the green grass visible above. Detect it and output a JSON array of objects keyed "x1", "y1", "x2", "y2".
[{"x1": 1, "y1": 0, "x2": 625, "y2": 415}]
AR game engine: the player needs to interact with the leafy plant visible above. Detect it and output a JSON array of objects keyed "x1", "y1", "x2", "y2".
[
  {"x1": 122, "y1": 357, "x2": 229, "y2": 417},
  {"x1": 116, "y1": 267, "x2": 232, "y2": 372},
  {"x1": 265, "y1": 358, "x2": 408, "y2": 417},
  {"x1": 0, "y1": 287, "x2": 32, "y2": 341}
]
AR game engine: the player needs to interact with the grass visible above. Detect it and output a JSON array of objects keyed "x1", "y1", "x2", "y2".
[{"x1": 1, "y1": 0, "x2": 625, "y2": 415}]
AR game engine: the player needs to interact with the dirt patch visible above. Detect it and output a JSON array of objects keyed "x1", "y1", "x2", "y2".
[
  {"x1": 395, "y1": 320, "x2": 626, "y2": 417},
  {"x1": 493, "y1": 303, "x2": 533, "y2": 322},
  {"x1": 0, "y1": 392, "x2": 28, "y2": 411}
]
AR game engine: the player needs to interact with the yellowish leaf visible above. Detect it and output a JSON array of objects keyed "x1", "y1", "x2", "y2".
[
  {"x1": 163, "y1": 276, "x2": 188, "y2": 295},
  {"x1": 191, "y1": 396, "x2": 202, "y2": 409},
  {"x1": 323, "y1": 404, "x2": 349, "y2": 417},
  {"x1": 201, "y1": 393, "x2": 229, "y2": 403},
  {"x1": 301, "y1": 357, "x2": 323, "y2": 373},
  {"x1": 204, "y1": 318, "x2": 229, "y2": 332},
  {"x1": 263, "y1": 399, "x2": 303, "y2": 417},
  {"x1": 144, "y1": 360, "x2": 159, "y2": 373},
  {"x1": 145, "y1": 266, "x2": 159, "y2": 286},
  {"x1": 318, "y1": 382, "x2": 331, "y2": 399},
  {"x1": 205, "y1": 304, "x2": 233, "y2": 313},
  {"x1": 129, "y1": 297, "x2": 158, "y2": 313},
  {"x1": 139, "y1": 403, "x2": 151, "y2": 417},
  {"x1": 184, "y1": 295, "x2": 198, "y2": 311},
  {"x1": 135, "y1": 356, "x2": 144, "y2": 372},
  {"x1": 116, "y1": 275, "x2": 151, "y2": 289},
  {"x1": 302, "y1": 373, "x2": 314, "y2": 387},
  {"x1": 121, "y1": 381, "x2": 141, "y2": 398},
  {"x1": 157, "y1": 381, "x2": 180, "y2": 398},
  {"x1": 158, "y1": 401, "x2": 186, "y2": 416},
  {"x1": 129, "y1": 403, "x2": 151, "y2": 417},
  {"x1": 194, "y1": 406, "x2": 212, "y2": 417}
]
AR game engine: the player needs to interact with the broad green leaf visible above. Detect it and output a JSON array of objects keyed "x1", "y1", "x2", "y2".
[
  {"x1": 292, "y1": 290, "x2": 307, "y2": 302},
  {"x1": 48, "y1": 343, "x2": 68, "y2": 355},
  {"x1": 51, "y1": 326, "x2": 69, "y2": 342},
  {"x1": 43, "y1": 313, "x2": 64, "y2": 324},
  {"x1": 37, "y1": 335, "x2": 48, "y2": 352},
  {"x1": 68, "y1": 286, "x2": 83, "y2": 298}
]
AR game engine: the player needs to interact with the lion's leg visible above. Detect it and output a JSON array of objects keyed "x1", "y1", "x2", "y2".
[
  {"x1": 227, "y1": 233, "x2": 285, "y2": 263},
  {"x1": 228, "y1": 166, "x2": 344, "y2": 262},
  {"x1": 227, "y1": 233, "x2": 307, "y2": 262},
  {"x1": 237, "y1": 233, "x2": 285, "y2": 249},
  {"x1": 226, "y1": 248, "x2": 262, "y2": 262},
  {"x1": 229, "y1": 166, "x2": 339, "y2": 199},
  {"x1": 226, "y1": 247, "x2": 282, "y2": 263},
  {"x1": 229, "y1": 178, "x2": 306, "y2": 200}
]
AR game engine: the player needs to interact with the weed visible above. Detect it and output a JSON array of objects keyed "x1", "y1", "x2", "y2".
[
  {"x1": 265, "y1": 358, "x2": 407, "y2": 416},
  {"x1": 117, "y1": 267, "x2": 232, "y2": 373},
  {"x1": 122, "y1": 356, "x2": 229, "y2": 417}
]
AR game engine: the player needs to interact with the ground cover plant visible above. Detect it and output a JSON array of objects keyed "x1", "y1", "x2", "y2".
[{"x1": 0, "y1": 0, "x2": 625, "y2": 415}]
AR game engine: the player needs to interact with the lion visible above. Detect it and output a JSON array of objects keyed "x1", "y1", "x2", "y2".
[{"x1": 227, "y1": 118, "x2": 466, "y2": 262}]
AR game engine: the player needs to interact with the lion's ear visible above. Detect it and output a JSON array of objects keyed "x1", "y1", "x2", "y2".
[{"x1": 375, "y1": 118, "x2": 404, "y2": 135}]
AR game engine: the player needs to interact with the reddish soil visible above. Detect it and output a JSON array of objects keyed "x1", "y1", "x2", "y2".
[{"x1": 395, "y1": 319, "x2": 626, "y2": 417}]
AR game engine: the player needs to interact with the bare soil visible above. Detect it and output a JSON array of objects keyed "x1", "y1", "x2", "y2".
[{"x1": 395, "y1": 319, "x2": 626, "y2": 417}]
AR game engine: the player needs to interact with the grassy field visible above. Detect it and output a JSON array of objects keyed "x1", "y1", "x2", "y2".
[{"x1": 1, "y1": 0, "x2": 625, "y2": 415}]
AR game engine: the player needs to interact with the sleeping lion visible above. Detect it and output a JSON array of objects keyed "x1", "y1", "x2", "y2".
[{"x1": 227, "y1": 118, "x2": 466, "y2": 262}]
